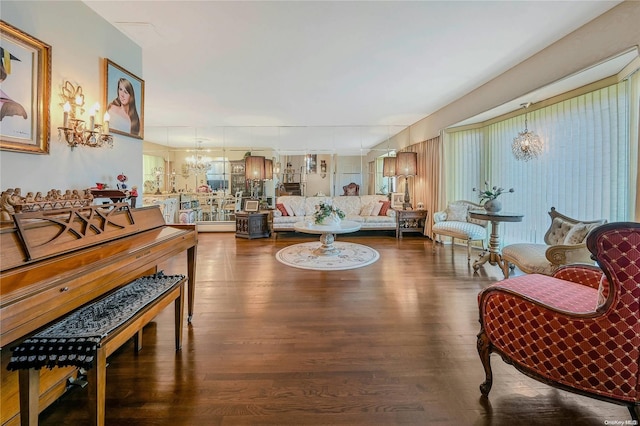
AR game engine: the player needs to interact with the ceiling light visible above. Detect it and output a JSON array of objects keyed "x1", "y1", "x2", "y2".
[{"x1": 512, "y1": 102, "x2": 543, "y2": 161}]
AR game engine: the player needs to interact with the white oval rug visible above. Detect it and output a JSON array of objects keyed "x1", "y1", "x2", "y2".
[{"x1": 276, "y1": 242, "x2": 380, "y2": 271}]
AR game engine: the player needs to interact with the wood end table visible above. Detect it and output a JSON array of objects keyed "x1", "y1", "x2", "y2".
[
  {"x1": 235, "y1": 211, "x2": 271, "y2": 239},
  {"x1": 395, "y1": 209, "x2": 428, "y2": 239}
]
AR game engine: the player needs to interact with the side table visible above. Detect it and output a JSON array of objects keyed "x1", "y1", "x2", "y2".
[
  {"x1": 468, "y1": 210, "x2": 523, "y2": 278},
  {"x1": 395, "y1": 209, "x2": 428, "y2": 239},
  {"x1": 235, "y1": 211, "x2": 271, "y2": 239}
]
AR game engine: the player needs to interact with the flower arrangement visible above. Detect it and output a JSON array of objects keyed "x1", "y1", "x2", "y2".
[
  {"x1": 473, "y1": 182, "x2": 515, "y2": 203},
  {"x1": 313, "y1": 202, "x2": 345, "y2": 225}
]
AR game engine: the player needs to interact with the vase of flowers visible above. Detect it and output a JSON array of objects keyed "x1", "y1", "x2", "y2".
[
  {"x1": 473, "y1": 182, "x2": 514, "y2": 213},
  {"x1": 314, "y1": 202, "x2": 345, "y2": 226}
]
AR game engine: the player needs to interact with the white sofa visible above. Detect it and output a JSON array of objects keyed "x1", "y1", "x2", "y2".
[
  {"x1": 432, "y1": 200, "x2": 488, "y2": 260},
  {"x1": 273, "y1": 195, "x2": 396, "y2": 234}
]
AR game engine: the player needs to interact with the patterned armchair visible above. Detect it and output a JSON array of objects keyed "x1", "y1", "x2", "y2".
[
  {"x1": 477, "y1": 222, "x2": 640, "y2": 419},
  {"x1": 342, "y1": 182, "x2": 360, "y2": 196},
  {"x1": 502, "y1": 207, "x2": 607, "y2": 276}
]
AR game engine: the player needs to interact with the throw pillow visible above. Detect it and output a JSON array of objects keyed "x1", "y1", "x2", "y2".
[
  {"x1": 445, "y1": 203, "x2": 468, "y2": 222},
  {"x1": 276, "y1": 203, "x2": 288, "y2": 216},
  {"x1": 282, "y1": 202, "x2": 295, "y2": 217},
  {"x1": 379, "y1": 200, "x2": 391, "y2": 216},
  {"x1": 563, "y1": 222, "x2": 589, "y2": 245},
  {"x1": 371, "y1": 202, "x2": 383, "y2": 216},
  {"x1": 360, "y1": 202, "x2": 375, "y2": 216}
]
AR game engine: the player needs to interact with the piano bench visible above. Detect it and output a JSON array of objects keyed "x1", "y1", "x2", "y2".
[{"x1": 7, "y1": 273, "x2": 187, "y2": 426}]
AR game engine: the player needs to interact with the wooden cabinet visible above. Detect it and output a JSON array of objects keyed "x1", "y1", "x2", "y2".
[
  {"x1": 282, "y1": 182, "x2": 301, "y2": 196},
  {"x1": 395, "y1": 209, "x2": 428, "y2": 239},
  {"x1": 235, "y1": 211, "x2": 271, "y2": 239},
  {"x1": 230, "y1": 160, "x2": 246, "y2": 195}
]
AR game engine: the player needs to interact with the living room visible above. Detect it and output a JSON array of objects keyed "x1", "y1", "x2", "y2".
[{"x1": 1, "y1": 1, "x2": 639, "y2": 425}]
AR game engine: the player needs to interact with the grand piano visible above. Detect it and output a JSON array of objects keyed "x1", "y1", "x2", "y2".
[{"x1": 0, "y1": 203, "x2": 197, "y2": 425}]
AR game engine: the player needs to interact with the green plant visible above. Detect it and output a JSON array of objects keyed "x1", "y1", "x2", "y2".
[
  {"x1": 313, "y1": 202, "x2": 345, "y2": 224},
  {"x1": 473, "y1": 181, "x2": 514, "y2": 203}
]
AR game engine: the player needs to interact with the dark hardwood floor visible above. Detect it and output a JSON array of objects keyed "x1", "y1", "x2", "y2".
[{"x1": 39, "y1": 231, "x2": 630, "y2": 425}]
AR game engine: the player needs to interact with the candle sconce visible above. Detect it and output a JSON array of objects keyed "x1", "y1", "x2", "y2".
[
  {"x1": 57, "y1": 80, "x2": 113, "y2": 149},
  {"x1": 320, "y1": 160, "x2": 327, "y2": 179}
]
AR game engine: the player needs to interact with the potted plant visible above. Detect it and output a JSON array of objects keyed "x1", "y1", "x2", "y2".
[
  {"x1": 473, "y1": 182, "x2": 515, "y2": 212},
  {"x1": 313, "y1": 202, "x2": 345, "y2": 226}
]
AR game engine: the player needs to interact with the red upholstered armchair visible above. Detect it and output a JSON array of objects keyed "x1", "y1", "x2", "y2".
[{"x1": 477, "y1": 222, "x2": 640, "y2": 419}]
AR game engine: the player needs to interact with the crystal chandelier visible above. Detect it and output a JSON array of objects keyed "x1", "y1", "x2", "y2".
[
  {"x1": 512, "y1": 102, "x2": 543, "y2": 161},
  {"x1": 186, "y1": 141, "x2": 212, "y2": 175}
]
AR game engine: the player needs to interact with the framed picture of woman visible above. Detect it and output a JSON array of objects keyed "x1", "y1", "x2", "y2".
[
  {"x1": 0, "y1": 21, "x2": 51, "y2": 154},
  {"x1": 103, "y1": 59, "x2": 144, "y2": 139}
]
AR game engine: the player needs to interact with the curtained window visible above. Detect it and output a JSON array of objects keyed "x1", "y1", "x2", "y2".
[{"x1": 444, "y1": 79, "x2": 635, "y2": 245}]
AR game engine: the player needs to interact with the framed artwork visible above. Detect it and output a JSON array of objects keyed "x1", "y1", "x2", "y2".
[
  {"x1": 244, "y1": 200, "x2": 259, "y2": 212},
  {"x1": 103, "y1": 59, "x2": 144, "y2": 139},
  {"x1": 0, "y1": 21, "x2": 51, "y2": 154},
  {"x1": 391, "y1": 192, "x2": 405, "y2": 209}
]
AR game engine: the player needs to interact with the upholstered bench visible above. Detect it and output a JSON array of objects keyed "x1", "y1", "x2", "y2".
[
  {"x1": 432, "y1": 200, "x2": 487, "y2": 260},
  {"x1": 7, "y1": 273, "x2": 186, "y2": 426}
]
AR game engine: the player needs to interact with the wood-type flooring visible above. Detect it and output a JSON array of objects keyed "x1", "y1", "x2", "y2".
[{"x1": 38, "y1": 231, "x2": 631, "y2": 425}]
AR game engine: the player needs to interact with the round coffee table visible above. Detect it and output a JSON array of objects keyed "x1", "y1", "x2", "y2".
[{"x1": 294, "y1": 220, "x2": 362, "y2": 256}]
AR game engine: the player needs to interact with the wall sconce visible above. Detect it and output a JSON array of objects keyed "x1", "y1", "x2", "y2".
[
  {"x1": 396, "y1": 151, "x2": 417, "y2": 210},
  {"x1": 57, "y1": 80, "x2": 113, "y2": 149},
  {"x1": 320, "y1": 160, "x2": 327, "y2": 178}
]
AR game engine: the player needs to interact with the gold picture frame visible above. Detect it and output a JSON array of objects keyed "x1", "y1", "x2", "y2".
[
  {"x1": 103, "y1": 59, "x2": 144, "y2": 139},
  {"x1": 0, "y1": 20, "x2": 51, "y2": 154}
]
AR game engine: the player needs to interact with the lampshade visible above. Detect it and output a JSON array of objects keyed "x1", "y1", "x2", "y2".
[
  {"x1": 383, "y1": 156, "x2": 396, "y2": 177},
  {"x1": 395, "y1": 152, "x2": 417, "y2": 177},
  {"x1": 245, "y1": 155, "x2": 265, "y2": 180},
  {"x1": 264, "y1": 158, "x2": 273, "y2": 180}
]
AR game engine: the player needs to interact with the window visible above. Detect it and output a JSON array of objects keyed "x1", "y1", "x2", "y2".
[{"x1": 444, "y1": 80, "x2": 635, "y2": 245}]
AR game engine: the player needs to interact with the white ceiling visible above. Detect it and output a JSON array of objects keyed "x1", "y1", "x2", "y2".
[{"x1": 84, "y1": 0, "x2": 624, "y2": 153}]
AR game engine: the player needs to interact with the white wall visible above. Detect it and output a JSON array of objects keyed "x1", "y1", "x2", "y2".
[{"x1": 0, "y1": 1, "x2": 143, "y2": 194}]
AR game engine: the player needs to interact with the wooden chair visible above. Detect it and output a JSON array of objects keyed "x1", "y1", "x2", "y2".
[
  {"x1": 478, "y1": 222, "x2": 640, "y2": 420},
  {"x1": 222, "y1": 191, "x2": 243, "y2": 218}
]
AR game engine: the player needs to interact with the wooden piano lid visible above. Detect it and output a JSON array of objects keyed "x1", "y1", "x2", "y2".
[{"x1": 1, "y1": 203, "x2": 168, "y2": 271}]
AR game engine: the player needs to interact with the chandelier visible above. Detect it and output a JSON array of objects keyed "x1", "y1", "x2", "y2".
[
  {"x1": 512, "y1": 102, "x2": 543, "y2": 161},
  {"x1": 185, "y1": 141, "x2": 212, "y2": 175},
  {"x1": 57, "y1": 81, "x2": 113, "y2": 149}
]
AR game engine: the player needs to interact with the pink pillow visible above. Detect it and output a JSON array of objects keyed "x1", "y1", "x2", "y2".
[
  {"x1": 276, "y1": 203, "x2": 288, "y2": 216},
  {"x1": 379, "y1": 200, "x2": 391, "y2": 216}
]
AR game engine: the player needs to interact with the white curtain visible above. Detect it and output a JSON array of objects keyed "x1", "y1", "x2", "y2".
[{"x1": 444, "y1": 80, "x2": 634, "y2": 245}]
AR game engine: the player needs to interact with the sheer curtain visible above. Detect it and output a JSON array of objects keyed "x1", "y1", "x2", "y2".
[
  {"x1": 402, "y1": 136, "x2": 444, "y2": 237},
  {"x1": 444, "y1": 80, "x2": 633, "y2": 245}
]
